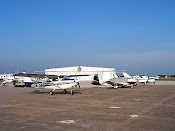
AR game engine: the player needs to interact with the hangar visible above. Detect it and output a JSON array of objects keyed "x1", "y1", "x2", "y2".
[{"x1": 45, "y1": 66, "x2": 116, "y2": 81}]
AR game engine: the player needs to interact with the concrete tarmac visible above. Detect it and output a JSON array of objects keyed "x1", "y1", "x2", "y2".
[{"x1": 0, "y1": 81, "x2": 175, "y2": 131}]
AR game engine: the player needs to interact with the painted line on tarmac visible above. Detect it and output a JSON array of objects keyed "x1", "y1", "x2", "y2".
[
  {"x1": 134, "y1": 99, "x2": 141, "y2": 101},
  {"x1": 58, "y1": 120, "x2": 76, "y2": 124},
  {"x1": 109, "y1": 106, "x2": 121, "y2": 109},
  {"x1": 130, "y1": 115, "x2": 139, "y2": 118}
]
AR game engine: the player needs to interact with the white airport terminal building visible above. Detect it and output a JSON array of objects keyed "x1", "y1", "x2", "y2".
[{"x1": 45, "y1": 66, "x2": 116, "y2": 81}]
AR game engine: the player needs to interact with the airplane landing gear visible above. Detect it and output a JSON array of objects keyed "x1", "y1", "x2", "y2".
[
  {"x1": 77, "y1": 82, "x2": 81, "y2": 94},
  {"x1": 70, "y1": 87, "x2": 74, "y2": 95},
  {"x1": 49, "y1": 91, "x2": 53, "y2": 95},
  {"x1": 49, "y1": 89, "x2": 55, "y2": 95},
  {"x1": 64, "y1": 89, "x2": 68, "y2": 94}
]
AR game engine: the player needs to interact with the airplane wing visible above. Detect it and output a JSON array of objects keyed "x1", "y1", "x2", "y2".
[
  {"x1": 15, "y1": 74, "x2": 90, "y2": 79},
  {"x1": 15, "y1": 73, "x2": 58, "y2": 79},
  {"x1": 61, "y1": 74, "x2": 90, "y2": 78}
]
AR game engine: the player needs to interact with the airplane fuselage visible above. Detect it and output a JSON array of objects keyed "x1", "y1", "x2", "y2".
[{"x1": 0, "y1": 74, "x2": 14, "y2": 80}]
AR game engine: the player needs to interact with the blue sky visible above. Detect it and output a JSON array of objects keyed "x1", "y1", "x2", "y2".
[{"x1": 0, "y1": 0, "x2": 175, "y2": 75}]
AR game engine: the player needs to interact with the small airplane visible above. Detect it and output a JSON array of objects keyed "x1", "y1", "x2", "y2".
[
  {"x1": 0, "y1": 73, "x2": 14, "y2": 80},
  {"x1": 14, "y1": 73, "x2": 89, "y2": 95},
  {"x1": 92, "y1": 73, "x2": 137, "y2": 88},
  {"x1": 149, "y1": 75, "x2": 159, "y2": 80},
  {"x1": 0, "y1": 73, "x2": 23, "y2": 86},
  {"x1": 123, "y1": 72, "x2": 156, "y2": 84}
]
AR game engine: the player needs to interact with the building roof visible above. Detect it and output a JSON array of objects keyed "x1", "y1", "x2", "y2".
[{"x1": 45, "y1": 66, "x2": 115, "y2": 72}]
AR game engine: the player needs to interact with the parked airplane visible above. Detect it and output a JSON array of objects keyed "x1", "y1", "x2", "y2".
[
  {"x1": 0, "y1": 73, "x2": 23, "y2": 86},
  {"x1": 123, "y1": 73, "x2": 156, "y2": 84},
  {"x1": 14, "y1": 73, "x2": 89, "y2": 95},
  {"x1": 149, "y1": 75, "x2": 159, "y2": 80},
  {"x1": 92, "y1": 73, "x2": 137, "y2": 88},
  {"x1": 0, "y1": 73, "x2": 13, "y2": 80}
]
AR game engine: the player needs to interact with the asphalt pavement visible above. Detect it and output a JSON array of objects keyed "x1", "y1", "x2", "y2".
[{"x1": 0, "y1": 81, "x2": 175, "y2": 131}]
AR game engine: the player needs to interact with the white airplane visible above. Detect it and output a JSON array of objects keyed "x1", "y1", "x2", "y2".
[
  {"x1": 123, "y1": 73, "x2": 156, "y2": 84},
  {"x1": 0, "y1": 73, "x2": 23, "y2": 86},
  {"x1": 14, "y1": 73, "x2": 89, "y2": 95},
  {"x1": 92, "y1": 73, "x2": 137, "y2": 88},
  {"x1": 29, "y1": 81, "x2": 77, "y2": 95},
  {"x1": 141, "y1": 75, "x2": 156, "y2": 83},
  {"x1": 149, "y1": 75, "x2": 159, "y2": 80},
  {"x1": 0, "y1": 73, "x2": 14, "y2": 80}
]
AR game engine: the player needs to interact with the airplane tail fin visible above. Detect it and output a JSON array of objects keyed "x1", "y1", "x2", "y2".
[
  {"x1": 93, "y1": 74, "x2": 99, "y2": 81},
  {"x1": 92, "y1": 74, "x2": 111, "y2": 86},
  {"x1": 22, "y1": 77, "x2": 33, "y2": 82},
  {"x1": 123, "y1": 72, "x2": 131, "y2": 78},
  {"x1": 92, "y1": 74, "x2": 101, "y2": 85},
  {"x1": 112, "y1": 73, "x2": 118, "y2": 78}
]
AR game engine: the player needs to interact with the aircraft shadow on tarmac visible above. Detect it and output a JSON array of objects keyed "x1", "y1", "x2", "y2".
[
  {"x1": 92, "y1": 86, "x2": 135, "y2": 89},
  {"x1": 30, "y1": 90, "x2": 81, "y2": 95}
]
